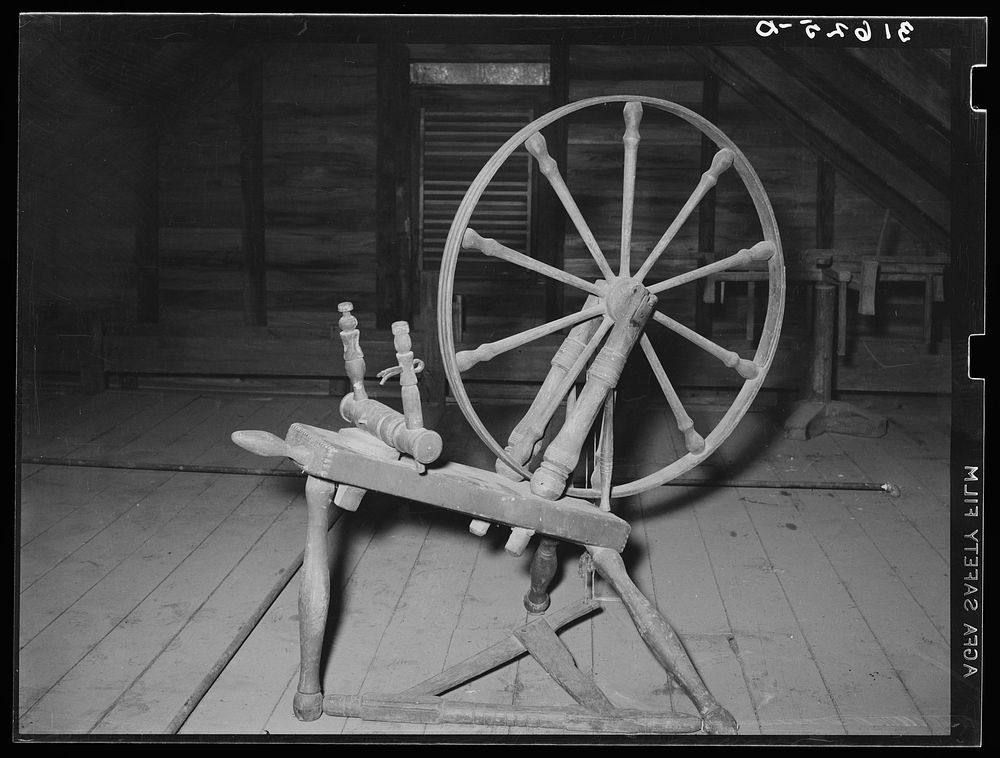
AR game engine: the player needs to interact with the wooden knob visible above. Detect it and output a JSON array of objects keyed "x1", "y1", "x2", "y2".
[
  {"x1": 707, "y1": 148, "x2": 735, "y2": 181},
  {"x1": 735, "y1": 358, "x2": 759, "y2": 380},
  {"x1": 462, "y1": 228, "x2": 488, "y2": 252},
  {"x1": 231, "y1": 429, "x2": 289, "y2": 458},
  {"x1": 469, "y1": 519, "x2": 491, "y2": 537},
  {"x1": 747, "y1": 240, "x2": 776, "y2": 262},
  {"x1": 683, "y1": 425, "x2": 706, "y2": 455},
  {"x1": 392, "y1": 320, "x2": 413, "y2": 354},
  {"x1": 623, "y1": 101, "x2": 643, "y2": 145},
  {"x1": 338, "y1": 301, "x2": 357, "y2": 332},
  {"x1": 231, "y1": 430, "x2": 310, "y2": 466},
  {"x1": 505, "y1": 527, "x2": 534, "y2": 556},
  {"x1": 524, "y1": 132, "x2": 557, "y2": 176}
]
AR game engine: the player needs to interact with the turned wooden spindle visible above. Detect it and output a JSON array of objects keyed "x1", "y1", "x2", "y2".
[
  {"x1": 530, "y1": 284, "x2": 656, "y2": 500},
  {"x1": 619, "y1": 101, "x2": 643, "y2": 278},
  {"x1": 639, "y1": 335, "x2": 706, "y2": 455},
  {"x1": 525, "y1": 132, "x2": 616, "y2": 282},
  {"x1": 391, "y1": 321, "x2": 423, "y2": 431},
  {"x1": 463, "y1": 228, "x2": 603, "y2": 297},
  {"x1": 455, "y1": 305, "x2": 605, "y2": 373},
  {"x1": 337, "y1": 308, "x2": 441, "y2": 464},
  {"x1": 338, "y1": 302, "x2": 368, "y2": 401},
  {"x1": 635, "y1": 148, "x2": 736, "y2": 282},
  {"x1": 651, "y1": 312, "x2": 758, "y2": 381},
  {"x1": 523, "y1": 537, "x2": 560, "y2": 613},
  {"x1": 647, "y1": 240, "x2": 775, "y2": 296},
  {"x1": 476, "y1": 299, "x2": 606, "y2": 552},
  {"x1": 340, "y1": 395, "x2": 442, "y2": 465},
  {"x1": 496, "y1": 294, "x2": 605, "y2": 481}
]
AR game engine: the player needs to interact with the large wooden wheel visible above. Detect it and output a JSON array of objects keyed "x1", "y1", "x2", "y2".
[{"x1": 437, "y1": 95, "x2": 785, "y2": 502}]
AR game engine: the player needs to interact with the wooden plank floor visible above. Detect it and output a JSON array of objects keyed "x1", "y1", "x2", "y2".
[{"x1": 18, "y1": 388, "x2": 952, "y2": 737}]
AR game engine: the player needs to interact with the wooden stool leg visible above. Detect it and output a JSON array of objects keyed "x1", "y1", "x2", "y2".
[
  {"x1": 293, "y1": 475, "x2": 337, "y2": 721},
  {"x1": 524, "y1": 537, "x2": 560, "y2": 613},
  {"x1": 587, "y1": 546, "x2": 737, "y2": 735}
]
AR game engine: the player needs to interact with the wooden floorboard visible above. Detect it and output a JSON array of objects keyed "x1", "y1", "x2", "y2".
[
  {"x1": 17, "y1": 390, "x2": 349, "y2": 734},
  {"x1": 18, "y1": 389, "x2": 954, "y2": 738}
]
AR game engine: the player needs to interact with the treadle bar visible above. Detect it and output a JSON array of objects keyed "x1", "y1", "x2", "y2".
[
  {"x1": 397, "y1": 598, "x2": 600, "y2": 698},
  {"x1": 322, "y1": 694, "x2": 704, "y2": 734}
]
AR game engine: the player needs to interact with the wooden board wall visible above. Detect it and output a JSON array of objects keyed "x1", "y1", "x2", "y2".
[
  {"x1": 159, "y1": 44, "x2": 378, "y2": 332},
  {"x1": 20, "y1": 36, "x2": 952, "y2": 394},
  {"x1": 19, "y1": 22, "x2": 141, "y2": 327}
]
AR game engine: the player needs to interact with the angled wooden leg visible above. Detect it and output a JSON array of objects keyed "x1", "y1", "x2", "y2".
[
  {"x1": 293, "y1": 475, "x2": 338, "y2": 721},
  {"x1": 587, "y1": 546, "x2": 737, "y2": 735},
  {"x1": 524, "y1": 537, "x2": 560, "y2": 613}
]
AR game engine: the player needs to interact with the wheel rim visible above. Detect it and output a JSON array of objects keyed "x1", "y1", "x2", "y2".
[{"x1": 437, "y1": 95, "x2": 785, "y2": 500}]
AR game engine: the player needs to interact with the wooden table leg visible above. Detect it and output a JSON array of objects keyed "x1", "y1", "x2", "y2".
[
  {"x1": 293, "y1": 475, "x2": 338, "y2": 721},
  {"x1": 587, "y1": 546, "x2": 738, "y2": 735}
]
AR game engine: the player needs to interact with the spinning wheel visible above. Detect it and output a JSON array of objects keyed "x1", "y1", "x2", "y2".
[
  {"x1": 232, "y1": 95, "x2": 785, "y2": 736},
  {"x1": 438, "y1": 95, "x2": 784, "y2": 506}
]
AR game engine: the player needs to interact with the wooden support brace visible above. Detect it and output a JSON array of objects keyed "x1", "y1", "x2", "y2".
[
  {"x1": 587, "y1": 546, "x2": 737, "y2": 735},
  {"x1": 396, "y1": 599, "x2": 600, "y2": 699},
  {"x1": 513, "y1": 614, "x2": 616, "y2": 714}
]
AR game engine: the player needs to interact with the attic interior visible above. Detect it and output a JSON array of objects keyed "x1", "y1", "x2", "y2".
[{"x1": 17, "y1": 15, "x2": 984, "y2": 741}]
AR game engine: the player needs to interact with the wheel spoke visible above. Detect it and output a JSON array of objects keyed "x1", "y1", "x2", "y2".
[
  {"x1": 646, "y1": 241, "x2": 774, "y2": 296},
  {"x1": 619, "y1": 102, "x2": 643, "y2": 278},
  {"x1": 525, "y1": 132, "x2": 616, "y2": 281},
  {"x1": 455, "y1": 304, "x2": 605, "y2": 373},
  {"x1": 634, "y1": 148, "x2": 735, "y2": 282},
  {"x1": 651, "y1": 311, "x2": 759, "y2": 380},
  {"x1": 639, "y1": 335, "x2": 706, "y2": 454},
  {"x1": 463, "y1": 228, "x2": 604, "y2": 296}
]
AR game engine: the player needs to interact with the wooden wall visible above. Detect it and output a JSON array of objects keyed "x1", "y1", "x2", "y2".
[
  {"x1": 159, "y1": 44, "x2": 378, "y2": 332},
  {"x1": 19, "y1": 22, "x2": 141, "y2": 336},
  {"x1": 19, "y1": 33, "x2": 953, "y2": 396}
]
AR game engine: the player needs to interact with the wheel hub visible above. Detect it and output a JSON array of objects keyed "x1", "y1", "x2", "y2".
[{"x1": 603, "y1": 277, "x2": 655, "y2": 323}]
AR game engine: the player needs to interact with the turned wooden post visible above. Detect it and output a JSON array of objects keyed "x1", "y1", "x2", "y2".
[
  {"x1": 523, "y1": 537, "x2": 560, "y2": 614},
  {"x1": 496, "y1": 293, "x2": 604, "y2": 480},
  {"x1": 587, "y1": 546, "x2": 737, "y2": 735},
  {"x1": 338, "y1": 302, "x2": 368, "y2": 401},
  {"x1": 392, "y1": 321, "x2": 423, "y2": 430},
  {"x1": 293, "y1": 475, "x2": 337, "y2": 721},
  {"x1": 530, "y1": 283, "x2": 655, "y2": 500}
]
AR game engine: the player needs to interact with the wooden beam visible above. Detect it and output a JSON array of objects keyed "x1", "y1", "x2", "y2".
[
  {"x1": 816, "y1": 157, "x2": 836, "y2": 248},
  {"x1": 843, "y1": 47, "x2": 951, "y2": 136},
  {"x1": 237, "y1": 59, "x2": 267, "y2": 327},
  {"x1": 282, "y1": 423, "x2": 632, "y2": 551},
  {"x1": 763, "y1": 47, "x2": 950, "y2": 196},
  {"x1": 542, "y1": 43, "x2": 570, "y2": 320},
  {"x1": 135, "y1": 111, "x2": 160, "y2": 324},
  {"x1": 688, "y1": 46, "x2": 949, "y2": 251},
  {"x1": 375, "y1": 43, "x2": 412, "y2": 328}
]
